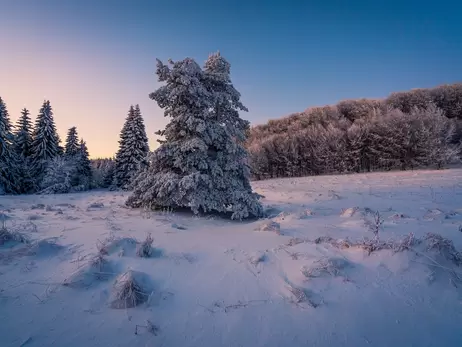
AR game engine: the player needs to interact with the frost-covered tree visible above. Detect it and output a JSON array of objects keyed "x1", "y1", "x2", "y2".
[
  {"x1": 75, "y1": 139, "x2": 92, "y2": 189},
  {"x1": 30, "y1": 100, "x2": 62, "y2": 180},
  {"x1": 113, "y1": 105, "x2": 149, "y2": 189},
  {"x1": 127, "y1": 54, "x2": 263, "y2": 219},
  {"x1": 0, "y1": 97, "x2": 21, "y2": 194},
  {"x1": 39, "y1": 157, "x2": 75, "y2": 194},
  {"x1": 12, "y1": 108, "x2": 35, "y2": 193},
  {"x1": 64, "y1": 126, "x2": 79, "y2": 157},
  {"x1": 13, "y1": 108, "x2": 33, "y2": 158}
]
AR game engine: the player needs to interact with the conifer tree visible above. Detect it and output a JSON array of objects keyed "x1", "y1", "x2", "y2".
[
  {"x1": 30, "y1": 100, "x2": 62, "y2": 181},
  {"x1": 76, "y1": 139, "x2": 92, "y2": 184},
  {"x1": 0, "y1": 97, "x2": 21, "y2": 194},
  {"x1": 13, "y1": 108, "x2": 35, "y2": 193},
  {"x1": 13, "y1": 108, "x2": 33, "y2": 158},
  {"x1": 64, "y1": 126, "x2": 79, "y2": 157},
  {"x1": 113, "y1": 105, "x2": 149, "y2": 189},
  {"x1": 126, "y1": 55, "x2": 263, "y2": 219}
]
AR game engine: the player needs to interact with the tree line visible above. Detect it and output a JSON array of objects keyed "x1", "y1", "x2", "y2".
[
  {"x1": 247, "y1": 84, "x2": 462, "y2": 180},
  {"x1": 0, "y1": 99, "x2": 92, "y2": 194},
  {"x1": 0, "y1": 98, "x2": 150, "y2": 195}
]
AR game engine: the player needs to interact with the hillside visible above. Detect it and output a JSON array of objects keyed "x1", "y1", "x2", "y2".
[{"x1": 247, "y1": 84, "x2": 462, "y2": 180}]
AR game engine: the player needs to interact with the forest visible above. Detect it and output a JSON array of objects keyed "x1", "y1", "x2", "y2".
[{"x1": 247, "y1": 84, "x2": 462, "y2": 180}]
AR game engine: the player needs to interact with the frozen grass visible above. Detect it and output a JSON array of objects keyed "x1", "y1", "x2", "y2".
[
  {"x1": 108, "y1": 270, "x2": 151, "y2": 309},
  {"x1": 301, "y1": 257, "x2": 349, "y2": 279},
  {"x1": 285, "y1": 284, "x2": 318, "y2": 308},
  {"x1": 63, "y1": 253, "x2": 114, "y2": 288},
  {"x1": 255, "y1": 220, "x2": 281, "y2": 233},
  {"x1": 136, "y1": 233, "x2": 154, "y2": 258},
  {"x1": 424, "y1": 233, "x2": 462, "y2": 265},
  {"x1": 0, "y1": 219, "x2": 29, "y2": 246}
]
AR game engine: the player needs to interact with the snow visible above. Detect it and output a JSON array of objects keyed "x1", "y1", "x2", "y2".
[{"x1": 1, "y1": 168, "x2": 462, "y2": 346}]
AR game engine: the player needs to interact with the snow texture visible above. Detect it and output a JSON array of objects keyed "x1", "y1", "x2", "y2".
[{"x1": 1, "y1": 168, "x2": 462, "y2": 346}]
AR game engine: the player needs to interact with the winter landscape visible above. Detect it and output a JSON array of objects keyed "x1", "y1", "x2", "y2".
[
  {"x1": 2, "y1": 1, "x2": 462, "y2": 346},
  {"x1": 1, "y1": 169, "x2": 462, "y2": 346}
]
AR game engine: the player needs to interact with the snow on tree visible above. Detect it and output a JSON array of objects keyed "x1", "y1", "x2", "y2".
[
  {"x1": 39, "y1": 157, "x2": 75, "y2": 194},
  {"x1": 13, "y1": 108, "x2": 33, "y2": 158},
  {"x1": 0, "y1": 97, "x2": 21, "y2": 194},
  {"x1": 74, "y1": 139, "x2": 92, "y2": 189},
  {"x1": 113, "y1": 105, "x2": 149, "y2": 189},
  {"x1": 30, "y1": 100, "x2": 62, "y2": 180},
  {"x1": 64, "y1": 126, "x2": 80, "y2": 157},
  {"x1": 11, "y1": 108, "x2": 36, "y2": 193},
  {"x1": 126, "y1": 54, "x2": 263, "y2": 219}
]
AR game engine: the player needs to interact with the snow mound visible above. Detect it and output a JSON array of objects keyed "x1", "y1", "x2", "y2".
[
  {"x1": 63, "y1": 254, "x2": 116, "y2": 289},
  {"x1": 340, "y1": 207, "x2": 359, "y2": 217},
  {"x1": 298, "y1": 209, "x2": 315, "y2": 219},
  {"x1": 27, "y1": 238, "x2": 64, "y2": 257},
  {"x1": 98, "y1": 237, "x2": 137, "y2": 256},
  {"x1": 388, "y1": 213, "x2": 411, "y2": 220},
  {"x1": 171, "y1": 223, "x2": 187, "y2": 230},
  {"x1": 248, "y1": 251, "x2": 266, "y2": 266},
  {"x1": 423, "y1": 208, "x2": 444, "y2": 221},
  {"x1": 0, "y1": 227, "x2": 29, "y2": 247},
  {"x1": 108, "y1": 270, "x2": 152, "y2": 309},
  {"x1": 87, "y1": 202, "x2": 105, "y2": 210},
  {"x1": 301, "y1": 257, "x2": 350, "y2": 279},
  {"x1": 254, "y1": 221, "x2": 281, "y2": 233},
  {"x1": 273, "y1": 212, "x2": 293, "y2": 222}
]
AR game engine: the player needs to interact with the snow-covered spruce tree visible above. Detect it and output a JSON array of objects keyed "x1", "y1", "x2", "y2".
[
  {"x1": 12, "y1": 108, "x2": 36, "y2": 193},
  {"x1": 64, "y1": 126, "x2": 80, "y2": 157},
  {"x1": 113, "y1": 105, "x2": 149, "y2": 189},
  {"x1": 0, "y1": 97, "x2": 21, "y2": 194},
  {"x1": 75, "y1": 139, "x2": 92, "y2": 189},
  {"x1": 39, "y1": 157, "x2": 75, "y2": 194},
  {"x1": 126, "y1": 54, "x2": 263, "y2": 219},
  {"x1": 30, "y1": 100, "x2": 62, "y2": 183},
  {"x1": 13, "y1": 108, "x2": 33, "y2": 158}
]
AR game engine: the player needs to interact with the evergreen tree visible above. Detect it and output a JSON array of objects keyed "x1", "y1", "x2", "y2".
[
  {"x1": 30, "y1": 100, "x2": 62, "y2": 181},
  {"x1": 64, "y1": 126, "x2": 79, "y2": 157},
  {"x1": 126, "y1": 55, "x2": 263, "y2": 219},
  {"x1": 113, "y1": 105, "x2": 149, "y2": 189},
  {"x1": 76, "y1": 139, "x2": 92, "y2": 183},
  {"x1": 12, "y1": 108, "x2": 35, "y2": 193},
  {"x1": 0, "y1": 97, "x2": 21, "y2": 194},
  {"x1": 13, "y1": 108, "x2": 33, "y2": 158}
]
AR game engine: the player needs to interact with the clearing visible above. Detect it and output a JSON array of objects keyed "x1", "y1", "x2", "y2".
[{"x1": 1, "y1": 169, "x2": 462, "y2": 346}]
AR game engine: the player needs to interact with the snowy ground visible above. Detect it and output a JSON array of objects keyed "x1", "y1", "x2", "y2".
[{"x1": 1, "y1": 169, "x2": 462, "y2": 347}]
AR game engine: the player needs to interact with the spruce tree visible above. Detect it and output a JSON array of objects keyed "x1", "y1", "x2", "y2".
[
  {"x1": 126, "y1": 55, "x2": 263, "y2": 219},
  {"x1": 77, "y1": 139, "x2": 92, "y2": 183},
  {"x1": 0, "y1": 97, "x2": 21, "y2": 194},
  {"x1": 13, "y1": 108, "x2": 35, "y2": 193},
  {"x1": 13, "y1": 108, "x2": 33, "y2": 158},
  {"x1": 64, "y1": 126, "x2": 80, "y2": 157},
  {"x1": 114, "y1": 105, "x2": 149, "y2": 189},
  {"x1": 30, "y1": 100, "x2": 62, "y2": 181}
]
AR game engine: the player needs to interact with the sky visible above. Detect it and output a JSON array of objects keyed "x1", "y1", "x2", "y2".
[{"x1": 1, "y1": 0, "x2": 461, "y2": 158}]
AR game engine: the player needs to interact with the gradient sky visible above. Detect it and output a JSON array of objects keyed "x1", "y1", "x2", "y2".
[{"x1": 1, "y1": 0, "x2": 461, "y2": 158}]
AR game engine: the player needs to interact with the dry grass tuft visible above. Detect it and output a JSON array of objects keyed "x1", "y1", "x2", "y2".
[
  {"x1": 255, "y1": 221, "x2": 281, "y2": 233},
  {"x1": 109, "y1": 270, "x2": 150, "y2": 309},
  {"x1": 286, "y1": 284, "x2": 318, "y2": 308},
  {"x1": 424, "y1": 233, "x2": 462, "y2": 265},
  {"x1": 301, "y1": 257, "x2": 348, "y2": 279},
  {"x1": 136, "y1": 233, "x2": 154, "y2": 258},
  {"x1": 0, "y1": 219, "x2": 29, "y2": 246}
]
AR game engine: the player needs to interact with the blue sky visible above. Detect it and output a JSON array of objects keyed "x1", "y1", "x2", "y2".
[{"x1": 1, "y1": 0, "x2": 461, "y2": 156}]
